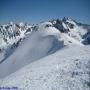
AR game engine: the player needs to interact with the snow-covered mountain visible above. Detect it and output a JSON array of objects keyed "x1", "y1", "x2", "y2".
[
  {"x1": 0, "y1": 17, "x2": 90, "y2": 90},
  {"x1": 0, "y1": 17, "x2": 90, "y2": 50},
  {"x1": 0, "y1": 22, "x2": 32, "y2": 49},
  {"x1": 50, "y1": 17, "x2": 90, "y2": 45},
  {"x1": 0, "y1": 17, "x2": 90, "y2": 51},
  {"x1": 0, "y1": 22, "x2": 33, "y2": 63}
]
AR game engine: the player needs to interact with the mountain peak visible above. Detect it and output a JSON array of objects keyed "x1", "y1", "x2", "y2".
[{"x1": 0, "y1": 17, "x2": 90, "y2": 52}]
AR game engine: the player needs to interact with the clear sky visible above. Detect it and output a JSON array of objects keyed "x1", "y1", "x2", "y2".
[{"x1": 0, "y1": 0, "x2": 90, "y2": 24}]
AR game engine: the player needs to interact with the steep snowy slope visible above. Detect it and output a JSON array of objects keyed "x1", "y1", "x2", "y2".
[
  {"x1": 0, "y1": 45, "x2": 90, "y2": 90},
  {"x1": 0, "y1": 22, "x2": 64, "y2": 78},
  {"x1": 0, "y1": 18, "x2": 90, "y2": 90}
]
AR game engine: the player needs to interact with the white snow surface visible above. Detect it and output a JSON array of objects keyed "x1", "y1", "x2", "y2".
[
  {"x1": 0, "y1": 20, "x2": 90, "y2": 90},
  {"x1": 0, "y1": 45, "x2": 90, "y2": 90}
]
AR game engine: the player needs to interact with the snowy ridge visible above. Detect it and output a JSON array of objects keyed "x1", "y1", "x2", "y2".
[
  {"x1": 0, "y1": 46, "x2": 90, "y2": 90},
  {"x1": 0, "y1": 21, "x2": 64, "y2": 78},
  {"x1": 0, "y1": 17, "x2": 90, "y2": 90}
]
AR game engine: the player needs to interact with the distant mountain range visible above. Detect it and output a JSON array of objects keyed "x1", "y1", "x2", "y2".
[{"x1": 0, "y1": 17, "x2": 90, "y2": 50}]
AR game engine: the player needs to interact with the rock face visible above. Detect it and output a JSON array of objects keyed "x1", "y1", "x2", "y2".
[{"x1": 50, "y1": 17, "x2": 90, "y2": 45}]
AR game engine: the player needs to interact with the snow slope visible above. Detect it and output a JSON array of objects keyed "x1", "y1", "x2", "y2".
[
  {"x1": 0, "y1": 22, "x2": 64, "y2": 78},
  {"x1": 0, "y1": 18, "x2": 90, "y2": 90},
  {"x1": 0, "y1": 45, "x2": 90, "y2": 90}
]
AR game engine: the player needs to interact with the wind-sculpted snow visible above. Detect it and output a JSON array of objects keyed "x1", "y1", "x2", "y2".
[
  {"x1": 0, "y1": 46, "x2": 90, "y2": 90},
  {"x1": 0, "y1": 24, "x2": 64, "y2": 78}
]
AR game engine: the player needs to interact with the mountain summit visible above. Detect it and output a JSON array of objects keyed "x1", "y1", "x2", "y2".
[
  {"x1": 0, "y1": 17, "x2": 90, "y2": 63},
  {"x1": 0, "y1": 17, "x2": 90, "y2": 90}
]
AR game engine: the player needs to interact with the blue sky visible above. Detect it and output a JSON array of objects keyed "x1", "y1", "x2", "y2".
[{"x1": 0, "y1": 0, "x2": 90, "y2": 24}]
